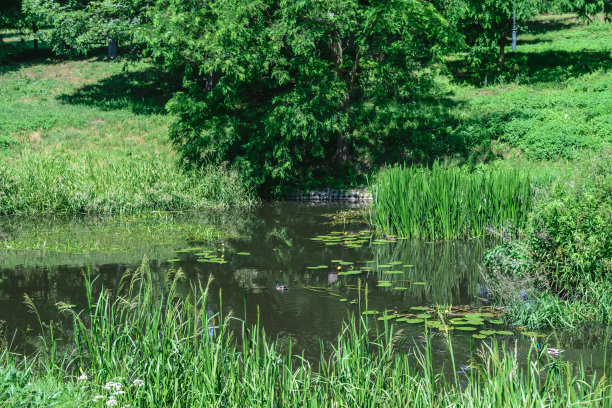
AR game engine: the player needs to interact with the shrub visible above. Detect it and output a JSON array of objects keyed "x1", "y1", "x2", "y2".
[{"x1": 528, "y1": 153, "x2": 612, "y2": 289}]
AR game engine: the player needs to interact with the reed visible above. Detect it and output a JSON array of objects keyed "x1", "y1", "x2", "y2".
[
  {"x1": 4, "y1": 260, "x2": 611, "y2": 407},
  {"x1": 371, "y1": 164, "x2": 533, "y2": 239}
]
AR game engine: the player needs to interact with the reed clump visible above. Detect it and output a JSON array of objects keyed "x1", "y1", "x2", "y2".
[
  {"x1": 372, "y1": 164, "x2": 533, "y2": 239},
  {"x1": 3, "y1": 260, "x2": 611, "y2": 407}
]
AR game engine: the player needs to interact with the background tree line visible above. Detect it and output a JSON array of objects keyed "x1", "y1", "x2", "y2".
[{"x1": 1, "y1": 0, "x2": 610, "y2": 195}]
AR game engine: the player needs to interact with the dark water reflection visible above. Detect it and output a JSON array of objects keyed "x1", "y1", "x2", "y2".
[{"x1": 0, "y1": 202, "x2": 609, "y2": 373}]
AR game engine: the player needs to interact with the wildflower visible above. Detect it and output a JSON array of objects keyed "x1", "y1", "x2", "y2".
[
  {"x1": 104, "y1": 382, "x2": 122, "y2": 392},
  {"x1": 133, "y1": 379, "x2": 145, "y2": 387},
  {"x1": 94, "y1": 396, "x2": 105, "y2": 401},
  {"x1": 114, "y1": 390, "x2": 125, "y2": 395},
  {"x1": 106, "y1": 399, "x2": 118, "y2": 407},
  {"x1": 77, "y1": 373, "x2": 88, "y2": 381}
]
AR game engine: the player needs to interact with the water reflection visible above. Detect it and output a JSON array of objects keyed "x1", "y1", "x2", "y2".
[{"x1": 0, "y1": 202, "x2": 609, "y2": 371}]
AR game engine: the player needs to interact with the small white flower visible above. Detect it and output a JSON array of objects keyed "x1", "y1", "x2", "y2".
[
  {"x1": 564, "y1": 113, "x2": 568, "y2": 119},
  {"x1": 77, "y1": 373, "x2": 88, "y2": 381},
  {"x1": 114, "y1": 390, "x2": 125, "y2": 395},
  {"x1": 132, "y1": 379, "x2": 145, "y2": 387},
  {"x1": 104, "y1": 382, "x2": 122, "y2": 392},
  {"x1": 106, "y1": 399, "x2": 118, "y2": 407},
  {"x1": 94, "y1": 395, "x2": 106, "y2": 401}
]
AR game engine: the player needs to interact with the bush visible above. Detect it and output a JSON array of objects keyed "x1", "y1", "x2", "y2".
[
  {"x1": 528, "y1": 153, "x2": 612, "y2": 289},
  {"x1": 484, "y1": 152, "x2": 612, "y2": 328}
]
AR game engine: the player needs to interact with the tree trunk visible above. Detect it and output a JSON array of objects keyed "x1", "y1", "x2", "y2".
[
  {"x1": 32, "y1": 22, "x2": 38, "y2": 50},
  {"x1": 498, "y1": 20, "x2": 511, "y2": 65},
  {"x1": 108, "y1": 37, "x2": 119, "y2": 59},
  {"x1": 336, "y1": 130, "x2": 349, "y2": 162}
]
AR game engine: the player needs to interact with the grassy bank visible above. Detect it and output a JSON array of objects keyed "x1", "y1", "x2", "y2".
[
  {"x1": 0, "y1": 59, "x2": 252, "y2": 214},
  {"x1": 2, "y1": 260, "x2": 611, "y2": 407}
]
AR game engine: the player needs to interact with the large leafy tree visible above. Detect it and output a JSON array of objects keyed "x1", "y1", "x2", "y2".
[
  {"x1": 147, "y1": 0, "x2": 452, "y2": 194},
  {"x1": 552, "y1": 0, "x2": 612, "y2": 22},
  {"x1": 443, "y1": 0, "x2": 541, "y2": 64},
  {"x1": 22, "y1": 0, "x2": 153, "y2": 57}
]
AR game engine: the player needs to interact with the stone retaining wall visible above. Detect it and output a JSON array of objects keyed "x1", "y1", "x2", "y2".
[{"x1": 286, "y1": 188, "x2": 373, "y2": 202}]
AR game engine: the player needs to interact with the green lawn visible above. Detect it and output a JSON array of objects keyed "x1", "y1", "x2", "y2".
[{"x1": 0, "y1": 59, "x2": 252, "y2": 213}]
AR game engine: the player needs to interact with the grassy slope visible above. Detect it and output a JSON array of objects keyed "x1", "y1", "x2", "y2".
[
  {"x1": 440, "y1": 14, "x2": 611, "y2": 163},
  {"x1": 0, "y1": 59, "x2": 251, "y2": 213}
]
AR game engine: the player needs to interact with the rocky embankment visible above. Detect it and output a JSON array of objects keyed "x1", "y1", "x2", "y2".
[{"x1": 286, "y1": 188, "x2": 373, "y2": 202}]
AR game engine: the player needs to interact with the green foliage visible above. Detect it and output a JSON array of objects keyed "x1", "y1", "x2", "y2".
[
  {"x1": 372, "y1": 164, "x2": 532, "y2": 239},
  {"x1": 551, "y1": 0, "x2": 612, "y2": 21},
  {"x1": 4, "y1": 259, "x2": 612, "y2": 406},
  {"x1": 528, "y1": 152, "x2": 612, "y2": 289},
  {"x1": 147, "y1": 0, "x2": 452, "y2": 195},
  {"x1": 443, "y1": 0, "x2": 540, "y2": 64},
  {"x1": 484, "y1": 153, "x2": 612, "y2": 328},
  {"x1": 22, "y1": 0, "x2": 153, "y2": 57},
  {"x1": 0, "y1": 152, "x2": 252, "y2": 214}
]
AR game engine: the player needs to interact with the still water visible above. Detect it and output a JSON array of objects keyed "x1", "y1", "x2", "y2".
[{"x1": 0, "y1": 202, "x2": 608, "y2": 370}]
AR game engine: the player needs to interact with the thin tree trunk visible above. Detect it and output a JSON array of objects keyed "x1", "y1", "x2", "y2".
[
  {"x1": 336, "y1": 131, "x2": 349, "y2": 162},
  {"x1": 32, "y1": 22, "x2": 38, "y2": 50},
  {"x1": 498, "y1": 20, "x2": 510, "y2": 65}
]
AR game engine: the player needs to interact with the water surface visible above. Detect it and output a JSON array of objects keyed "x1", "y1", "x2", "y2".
[{"x1": 0, "y1": 203, "x2": 608, "y2": 371}]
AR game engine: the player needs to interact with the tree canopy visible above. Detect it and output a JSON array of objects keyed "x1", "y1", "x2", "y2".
[{"x1": 146, "y1": 0, "x2": 453, "y2": 194}]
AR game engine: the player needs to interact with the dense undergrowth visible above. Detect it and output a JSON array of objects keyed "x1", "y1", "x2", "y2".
[
  {"x1": 484, "y1": 152, "x2": 612, "y2": 329},
  {"x1": 2, "y1": 260, "x2": 611, "y2": 407}
]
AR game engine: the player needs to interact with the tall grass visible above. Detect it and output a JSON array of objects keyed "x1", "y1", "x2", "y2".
[
  {"x1": 3, "y1": 259, "x2": 611, "y2": 407},
  {"x1": 0, "y1": 151, "x2": 254, "y2": 214},
  {"x1": 372, "y1": 164, "x2": 532, "y2": 239}
]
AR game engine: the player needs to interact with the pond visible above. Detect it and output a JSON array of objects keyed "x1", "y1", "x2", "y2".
[{"x1": 0, "y1": 202, "x2": 608, "y2": 373}]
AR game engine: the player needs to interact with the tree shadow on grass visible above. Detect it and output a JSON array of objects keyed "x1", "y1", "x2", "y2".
[
  {"x1": 511, "y1": 50, "x2": 611, "y2": 83},
  {"x1": 525, "y1": 15, "x2": 583, "y2": 35},
  {"x1": 447, "y1": 49, "x2": 611, "y2": 86},
  {"x1": 57, "y1": 65, "x2": 182, "y2": 115}
]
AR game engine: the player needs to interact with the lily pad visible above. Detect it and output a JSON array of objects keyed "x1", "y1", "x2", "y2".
[
  {"x1": 410, "y1": 306, "x2": 428, "y2": 311},
  {"x1": 236, "y1": 252, "x2": 251, "y2": 256},
  {"x1": 489, "y1": 319, "x2": 504, "y2": 324},
  {"x1": 384, "y1": 270, "x2": 404, "y2": 274},
  {"x1": 339, "y1": 298, "x2": 348, "y2": 302},
  {"x1": 377, "y1": 315, "x2": 398, "y2": 321},
  {"x1": 416, "y1": 314, "x2": 432, "y2": 319},
  {"x1": 338, "y1": 270, "x2": 362, "y2": 275},
  {"x1": 331, "y1": 260, "x2": 343, "y2": 263},
  {"x1": 362, "y1": 310, "x2": 378, "y2": 315},
  {"x1": 496, "y1": 331, "x2": 514, "y2": 335},
  {"x1": 403, "y1": 265, "x2": 415, "y2": 267},
  {"x1": 398, "y1": 318, "x2": 424, "y2": 324},
  {"x1": 393, "y1": 286, "x2": 408, "y2": 290},
  {"x1": 377, "y1": 282, "x2": 392, "y2": 287},
  {"x1": 339, "y1": 261, "x2": 354, "y2": 265},
  {"x1": 480, "y1": 330, "x2": 496, "y2": 336},
  {"x1": 413, "y1": 282, "x2": 426, "y2": 285},
  {"x1": 389, "y1": 261, "x2": 403, "y2": 265},
  {"x1": 522, "y1": 331, "x2": 538, "y2": 337},
  {"x1": 455, "y1": 326, "x2": 477, "y2": 331},
  {"x1": 472, "y1": 334, "x2": 486, "y2": 339},
  {"x1": 465, "y1": 319, "x2": 485, "y2": 326},
  {"x1": 306, "y1": 265, "x2": 328, "y2": 270},
  {"x1": 167, "y1": 259, "x2": 180, "y2": 262}
]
